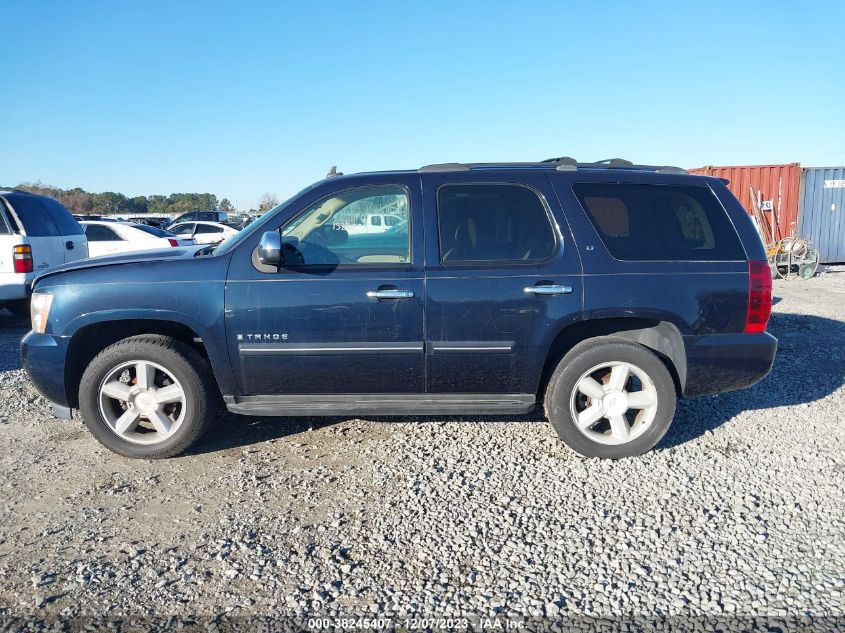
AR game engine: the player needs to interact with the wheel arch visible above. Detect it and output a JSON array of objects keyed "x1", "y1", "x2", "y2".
[
  {"x1": 537, "y1": 317, "x2": 686, "y2": 398},
  {"x1": 64, "y1": 317, "x2": 226, "y2": 408}
]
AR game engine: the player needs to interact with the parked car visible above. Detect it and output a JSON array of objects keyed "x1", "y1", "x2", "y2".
[
  {"x1": 81, "y1": 221, "x2": 195, "y2": 257},
  {"x1": 127, "y1": 216, "x2": 171, "y2": 228},
  {"x1": 168, "y1": 211, "x2": 229, "y2": 227},
  {"x1": 226, "y1": 214, "x2": 258, "y2": 229},
  {"x1": 22, "y1": 158, "x2": 776, "y2": 459},
  {"x1": 168, "y1": 221, "x2": 239, "y2": 244},
  {"x1": 73, "y1": 214, "x2": 119, "y2": 223},
  {"x1": 0, "y1": 190, "x2": 88, "y2": 317}
]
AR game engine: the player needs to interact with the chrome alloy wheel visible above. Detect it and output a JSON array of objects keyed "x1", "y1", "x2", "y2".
[
  {"x1": 569, "y1": 361, "x2": 659, "y2": 446},
  {"x1": 98, "y1": 360, "x2": 186, "y2": 445}
]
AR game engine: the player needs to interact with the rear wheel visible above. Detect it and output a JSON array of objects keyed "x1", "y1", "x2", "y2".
[
  {"x1": 544, "y1": 337, "x2": 676, "y2": 458},
  {"x1": 78, "y1": 335, "x2": 216, "y2": 458}
]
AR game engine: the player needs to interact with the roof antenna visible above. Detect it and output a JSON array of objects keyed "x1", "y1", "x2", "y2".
[{"x1": 326, "y1": 165, "x2": 343, "y2": 178}]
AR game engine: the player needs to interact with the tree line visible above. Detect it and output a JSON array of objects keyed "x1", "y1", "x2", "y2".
[{"x1": 7, "y1": 182, "x2": 236, "y2": 217}]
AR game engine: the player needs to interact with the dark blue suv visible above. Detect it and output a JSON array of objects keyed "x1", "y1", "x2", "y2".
[{"x1": 21, "y1": 158, "x2": 776, "y2": 459}]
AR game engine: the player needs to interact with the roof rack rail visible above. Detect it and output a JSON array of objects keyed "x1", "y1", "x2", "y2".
[
  {"x1": 593, "y1": 158, "x2": 635, "y2": 167},
  {"x1": 0, "y1": 188, "x2": 35, "y2": 195},
  {"x1": 578, "y1": 159, "x2": 687, "y2": 174},
  {"x1": 418, "y1": 158, "x2": 687, "y2": 174},
  {"x1": 418, "y1": 162, "x2": 470, "y2": 173}
]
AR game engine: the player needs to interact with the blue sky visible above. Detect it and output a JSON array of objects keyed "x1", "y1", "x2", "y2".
[{"x1": 1, "y1": 1, "x2": 843, "y2": 210}]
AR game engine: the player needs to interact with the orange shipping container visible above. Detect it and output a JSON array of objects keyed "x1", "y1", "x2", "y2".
[{"x1": 689, "y1": 163, "x2": 801, "y2": 243}]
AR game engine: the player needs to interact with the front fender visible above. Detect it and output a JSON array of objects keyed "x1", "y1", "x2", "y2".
[
  {"x1": 61, "y1": 307, "x2": 237, "y2": 399},
  {"x1": 35, "y1": 269, "x2": 236, "y2": 399}
]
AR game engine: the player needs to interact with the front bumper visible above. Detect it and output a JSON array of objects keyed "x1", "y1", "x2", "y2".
[
  {"x1": 21, "y1": 331, "x2": 71, "y2": 408},
  {"x1": 683, "y1": 332, "x2": 778, "y2": 397}
]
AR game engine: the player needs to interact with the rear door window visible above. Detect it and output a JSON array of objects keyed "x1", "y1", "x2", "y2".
[
  {"x1": 195, "y1": 224, "x2": 223, "y2": 234},
  {"x1": 3, "y1": 194, "x2": 60, "y2": 236},
  {"x1": 437, "y1": 184, "x2": 556, "y2": 264},
  {"x1": 84, "y1": 224, "x2": 123, "y2": 241},
  {"x1": 171, "y1": 223, "x2": 195, "y2": 236},
  {"x1": 37, "y1": 197, "x2": 84, "y2": 235},
  {"x1": 572, "y1": 183, "x2": 745, "y2": 261}
]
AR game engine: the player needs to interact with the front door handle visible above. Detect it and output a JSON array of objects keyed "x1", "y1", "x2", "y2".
[
  {"x1": 366, "y1": 289, "x2": 415, "y2": 300},
  {"x1": 523, "y1": 284, "x2": 573, "y2": 296}
]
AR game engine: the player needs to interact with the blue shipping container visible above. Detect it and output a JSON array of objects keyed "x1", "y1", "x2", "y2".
[{"x1": 798, "y1": 167, "x2": 845, "y2": 264}]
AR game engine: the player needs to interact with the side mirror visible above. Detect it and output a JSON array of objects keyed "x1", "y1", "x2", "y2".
[{"x1": 257, "y1": 231, "x2": 283, "y2": 267}]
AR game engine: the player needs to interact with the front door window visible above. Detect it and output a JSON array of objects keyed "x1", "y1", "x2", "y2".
[{"x1": 280, "y1": 186, "x2": 410, "y2": 266}]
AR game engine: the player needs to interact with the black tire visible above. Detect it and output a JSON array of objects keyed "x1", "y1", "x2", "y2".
[
  {"x1": 544, "y1": 337, "x2": 676, "y2": 459},
  {"x1": 78, "y1": 335, "x2": 217, "y2": 458},
  {"x1": 5, "y1": 299, "x2": 30, "y2": 320}
]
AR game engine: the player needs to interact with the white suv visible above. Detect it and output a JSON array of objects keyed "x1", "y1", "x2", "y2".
[{"x1": 0, "y1": 191, "x2": 88, "y2": 317}]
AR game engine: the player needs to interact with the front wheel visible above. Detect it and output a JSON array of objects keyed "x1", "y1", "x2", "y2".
[
  {"x1": 544, "y1": 337, "x2": 677, "y2": 459},
  {"x1": 78, "y1": 335, "x2": 216, "y2": 458}
]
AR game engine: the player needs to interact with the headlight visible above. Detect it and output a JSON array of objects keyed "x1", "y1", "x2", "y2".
[{"x1": 30, "y1": 292, "x2": 53, "y2": 334}]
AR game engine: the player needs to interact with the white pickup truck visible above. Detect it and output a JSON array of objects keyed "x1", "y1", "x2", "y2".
[
  {"x1": 0, "y1": 191, "x2": 88, "y2": 316},
  {"x1": 343, "y1": 213, "x2": 404, "y2": 235}
]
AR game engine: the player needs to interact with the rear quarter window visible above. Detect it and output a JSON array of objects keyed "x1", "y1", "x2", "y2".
[
  {"x1": 3, "y1": 194, "x2": 60, "y2": 236},
  {"x1": 572, "y1": 183, "x2": 746, "y2": 261}
]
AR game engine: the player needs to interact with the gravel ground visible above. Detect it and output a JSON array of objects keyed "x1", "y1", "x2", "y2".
[{"x1": 0, "y1": 270, "x2": 843, "y2": 630}]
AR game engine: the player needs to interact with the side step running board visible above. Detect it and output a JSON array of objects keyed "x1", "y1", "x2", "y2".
[{"x1": 225, "y1": 393, "x2": 536, "y2": 417}]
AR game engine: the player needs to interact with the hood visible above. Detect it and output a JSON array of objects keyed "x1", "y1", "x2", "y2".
[{"x1": 34, "y1": 245, "x2": 206, "y2": 284}]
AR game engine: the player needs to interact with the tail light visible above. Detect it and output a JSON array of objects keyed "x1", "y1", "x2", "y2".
[
  {"x1": 745, "y1": 260, "x2": 772, "y2": 333},
  {"x1": 168, "y1": 239, "x2": 179, "y2": 247},
  {"x1": 13, "y1": 245, "x2": 33, "y2": 273}
]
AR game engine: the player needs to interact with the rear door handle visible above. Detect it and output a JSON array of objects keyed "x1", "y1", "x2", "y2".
[
  {"x1": 523, "y1": 284, "x2": 572, "y2": 296},
  {"x1": 366, "y1": 289, "x2": 415, "y2": 300}
]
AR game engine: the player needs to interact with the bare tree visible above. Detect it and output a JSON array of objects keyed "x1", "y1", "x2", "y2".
[{"x1": 257, "y1": 192, "x2": 279, "y2": 214}]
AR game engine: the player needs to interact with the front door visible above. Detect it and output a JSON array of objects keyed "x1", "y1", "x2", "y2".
[
  {"x1": 225, "y1": 174, "x2": 425, "y2": 395},
  {"x1": 422, "y1": 171, "x2": 583, "y2": 395}
]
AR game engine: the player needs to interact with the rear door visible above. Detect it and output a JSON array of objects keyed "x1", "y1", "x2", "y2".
[
  {"x1": 422, "y1": 171, "x2": 583, "y2": 395},
  {"x1": 83, "y1": 224, "x2": 127, "y2": 257},
  {"x1": 37, "y1": 197, "x2": 88, "y2": 261},
  {"x1": 193, "y1": 223, "x2": 225, "y2": 243}
]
